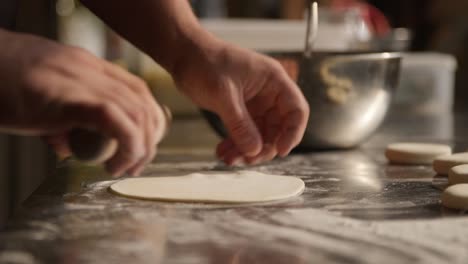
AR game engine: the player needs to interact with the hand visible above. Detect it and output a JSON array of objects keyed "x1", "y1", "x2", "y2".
[
  {"x1": 173, "y1": 39, "x2": 309, "y2": 165},
  {"x1": 0, "y1": 29, "x2": 166, "y2": 177}
]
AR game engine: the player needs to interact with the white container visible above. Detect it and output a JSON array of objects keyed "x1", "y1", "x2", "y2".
[
  {"x1": 200, "y1": 17, "x2": 369, "y2": 52},
  {"x1": 395, "y1": 52, "x2": 457, "y2": 113}
]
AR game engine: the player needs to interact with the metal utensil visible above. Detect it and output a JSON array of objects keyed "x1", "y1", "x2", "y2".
[{"x1": 304, "y1": 1, "x2": 318, "y2": 58}]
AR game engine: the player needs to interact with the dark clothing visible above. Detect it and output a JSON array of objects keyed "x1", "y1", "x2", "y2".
[
  {"x1": 0, "y1": 0, "x2": 18, "y2": 29},
  {"x1": 0, "y1": 0, "x2": 17, "y2": 230}
]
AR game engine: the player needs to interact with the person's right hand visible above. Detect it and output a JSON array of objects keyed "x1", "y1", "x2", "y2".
[
  {"x1": 0, "y1": 29, "x2": 166, "y2": 177},
  {"x1": 172, "y1": 38, "x2": 309, "y2": 165}
]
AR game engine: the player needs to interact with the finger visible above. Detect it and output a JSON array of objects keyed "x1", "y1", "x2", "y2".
[
  {"x1": 79, "y1": 67, "x2": 145, "y2": 128},
  {"x1": 101, "y1": 61, "x2": 166, "y2": 173},
  {"x1": 97, "y1": 63, "x2": 160, "y2": 174},
  {"x1": 63, "y1": 101, "x2": 144, "y2": 177},
  {"x1": 79, "y1": 69, "x2": 148, "y2": 172},
  {"x1": 218, "y1": 97, "x2": 262, "y2": 157},
  {"x1": 42, "y1": 134, "x2": 71, "y2": 159},
  {"x1": 223, "y1": 148, "x2": 245, "y2": 166},
  {"x1": 277, "y1": 107, "x2": 309, "y2": 157},
  {"x1": 264, "y1": 109, "x2": 282, "y2": 145},
  {"x1": 102, "y1": 60, "x2": 166, "y2": 143},
  {"x1": 245, "y1": 84, "x2": 279, "y2": 116},
  {"x1": 275, "y1": 78, "x2": 309, "y2": 157},
  {"x1": 101, "y1": 106, "x2": 145, "y2": 177},
  {"x1": 245, "y1": 143, "x2": 277, "y2": 165},
  {"x1": 244, "y1": 114, "x2": 278, "y2": 164},
  {"x1": 126, "y1": 101, "x2": 164, "y2": 175},
  {"x1": 131, "y1": 148, "x2": 157, "y2": 177},
  {"x1": 127, "y1": 111, "x2": 156, "y2": 176},
  {"x1": 75, "y1": 51, "x2": 157, "y2": 133},
  {"x1": 216, "y1": 138, "x2": 235, "y2": 159}
]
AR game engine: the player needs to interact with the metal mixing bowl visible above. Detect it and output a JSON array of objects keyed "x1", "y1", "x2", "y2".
[{"x1": 202, "y1": 51, "x2": 401, "y2": 150}]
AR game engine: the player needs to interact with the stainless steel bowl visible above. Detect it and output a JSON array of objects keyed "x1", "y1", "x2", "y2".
[{"x1": 202, "y1": 51, "x2": 401, "y2": 150}]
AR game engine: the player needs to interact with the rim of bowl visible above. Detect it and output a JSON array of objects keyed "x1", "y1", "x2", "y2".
[{"x1": 265, "y1": 51, "x2": 402, "y2": 60}]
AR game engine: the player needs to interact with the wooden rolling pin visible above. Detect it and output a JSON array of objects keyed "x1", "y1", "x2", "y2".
[{"x1": 68, "y1": 105, "x2": 172, "y2": 165}]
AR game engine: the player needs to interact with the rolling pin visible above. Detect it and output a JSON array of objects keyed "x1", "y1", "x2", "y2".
[{"x1": 68, "y1": 105, "x2": 172, "y2": 165}]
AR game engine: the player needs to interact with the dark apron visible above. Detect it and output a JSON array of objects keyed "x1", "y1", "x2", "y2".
[
  {"x1": 0, "y1": 0, "x2": 18, "y2": 29},
  {"x1": 0, "y1": 0, "x2": 17, "y2": 229}
]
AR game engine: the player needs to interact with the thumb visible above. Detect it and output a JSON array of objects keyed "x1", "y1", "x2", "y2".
[
  {"x1": 217, "y1": 101, "x2": 262, "y2": 157},
  {"x1": 41, "y1": 133, "x2": 71, "y2": 160}
]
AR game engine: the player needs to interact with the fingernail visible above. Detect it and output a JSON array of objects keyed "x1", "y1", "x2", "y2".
[
  {"x1": 128, "y1": 167, "x2": 141, "y2": 177},
  {"x1": 222, "y1": 157, "x2": 231, "y2": 166},
  {"x1": 232, "y1": 157, "x2": 245, "y2": 166},
  {"x1": 111, "y1": 171, "x2": 122, "y2": 178},
  {"x1": 134, "y1": 167, "x2": 144, "y2": 176},
  {"x1": 245, "y1": 151, "x2": 260, "y2": 158},
  {"x1": 224, "y1": 155, "x2": 242, "y2": 166},
  {"x1": 245, "y1": 156, "x2": 259, "y2": 165},
  {"x1": 217, "y1": 152, "x2": 226, "y2": 160}
]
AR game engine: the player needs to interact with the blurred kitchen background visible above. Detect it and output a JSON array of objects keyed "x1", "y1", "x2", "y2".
[{"x1": 1, "y1": 0, "x2": 467, "y2": 227}]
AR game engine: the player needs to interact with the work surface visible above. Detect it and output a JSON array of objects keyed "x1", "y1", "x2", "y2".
[{"x1": 1, "y1": 111, "x2": 468, "y2": 264}]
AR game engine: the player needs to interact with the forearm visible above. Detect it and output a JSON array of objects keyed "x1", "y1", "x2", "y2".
[
  {"x1": 0, "y1": 29, "x2": 26, "y2": 127},
  {"x1": 81, "y1": 0, "x2": 219, "y2": 75}
]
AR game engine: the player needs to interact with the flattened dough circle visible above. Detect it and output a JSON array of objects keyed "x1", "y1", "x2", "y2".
[
  {"x1": 110, "y1": 171, "x2": 305, "y2": 203},
  {"x1": 385, "y1": 142, "x2": 451, "y2": 165},
  {"x1": 449, "y1": 165, "x2": 468, "y2": 185},
  {"x1": 433, "y1": 152, "x2": 468, "y2": 175},
  {"x1": 441, "y1": 184, "x2": 468, "y2": 210}
]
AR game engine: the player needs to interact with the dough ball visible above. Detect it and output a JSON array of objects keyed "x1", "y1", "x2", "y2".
[
  {"x1": 448, "y1": 164, "x2": 468, "y2": 185},
  {"x1": 385, "y1": 142, "x2": 452, "y2": 165},
  {"x1": 110, "y1": 171, "x2": 305, "y2": 203},
  {"x1": 433, "y1": 152, "x2": 468, "y2": 175},
  {"x1": 441, "y1": 184, "x2": 468, "y2": 210}
]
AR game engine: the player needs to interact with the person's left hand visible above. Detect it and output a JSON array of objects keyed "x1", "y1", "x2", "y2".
[{"x1": 173, "y1": 39, "x2": 310, "y2": 165}]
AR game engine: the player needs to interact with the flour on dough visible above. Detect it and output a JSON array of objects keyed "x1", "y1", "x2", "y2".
[
  {"x1": 110, "y1": 171, "x2": 305, "y2": 203},
  {"x1": 449, "y1": 165, "x2": 468, "y2": 185},
  {"x1": 441, "y1": 184, "x2": 468, "y2": 210},
  {"x1": 385, "y1": 142, "x2": 451, "y2": 165},
  {"x1": 433, "y1": 152, "x2": 468, "y2": 175}
]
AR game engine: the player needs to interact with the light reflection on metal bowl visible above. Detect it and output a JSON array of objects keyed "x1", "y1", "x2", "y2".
[{"x1": 202, "y1": 51, "x2": 401, "y2": 150}]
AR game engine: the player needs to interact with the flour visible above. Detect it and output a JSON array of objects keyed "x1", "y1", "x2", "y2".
[
  {"x1": 273, "y1": 209, "x2": 468, "y2": 263},
  {"x1": 0, "y1": 251, "x2": 38, "y2": 264},
  {"x1": 64, "y1": 203, "x2": 107, "y2": 210},
  {"x1": 145, "y1": 161, "x2": 218, "y2": 172},
  {"x1": 325, "y1": 200, "x2": 417, "y2": 210}
]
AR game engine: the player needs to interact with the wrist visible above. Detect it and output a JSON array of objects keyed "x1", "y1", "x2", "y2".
[{"x1": 151, "y1": 25, "x2": 223, "y2": 81}]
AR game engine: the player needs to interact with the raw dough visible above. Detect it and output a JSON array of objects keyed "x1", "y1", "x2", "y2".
[
  {"x1": 448, "y1": 165, "x2": 468, "y2": 185},
  {"x1": 433, "y1": 152, "x2": 468, "y2": 175},
  {"x1": 385, "y1": 142, "x2": 452, "y2": 165},
  {"x1": 441, "y1": 184, "x2": 468, "y2": 210},
  {"x1": 109, "y1": 171, "x2": 305, "y2": 203}
]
